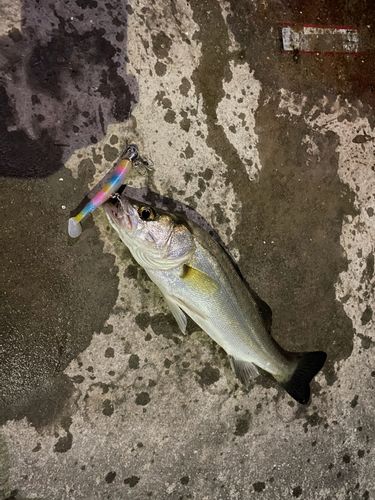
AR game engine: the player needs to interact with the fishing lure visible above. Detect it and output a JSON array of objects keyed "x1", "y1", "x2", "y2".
[{"x1": 68, "y1": 144, "x2": 149, "y2": 238}]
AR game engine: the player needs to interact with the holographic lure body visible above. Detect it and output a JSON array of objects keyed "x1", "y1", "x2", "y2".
[{"x1": 68, "y1": 145, "x2": 140, "y2": 238}]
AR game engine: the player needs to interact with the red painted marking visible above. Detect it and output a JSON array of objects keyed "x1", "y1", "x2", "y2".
[
  {"x1": 280, "y1": 50, "x2": 366, "y2": 56},
  {"x1": 278, "y1": 22, "x2": 358, "y2": 30}
]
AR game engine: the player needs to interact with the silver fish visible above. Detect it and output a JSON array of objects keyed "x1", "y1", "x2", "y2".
[{"x1": 104, "y1": 195, "x2": 326, "y2": 404}]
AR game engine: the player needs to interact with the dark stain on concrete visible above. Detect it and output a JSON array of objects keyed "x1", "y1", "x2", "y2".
[
  {"x1": 0, "y1": 168, "x2": 119, "y2": 428},
  {"x1": 361, "y1": 306, "x2": 373, "y2": 325},
  {"x1": 364, "y1": 253, "x2": 374, "y2": 280},
  {"x1": 105, "y1": 471, "x2": 116, "y2": 484},
  {"x1": 151, "y1": 31, "x2": 172, "y2": 59},
  {"x1": 155, "y1": 90, "x2": 166, "y2": 106},
  {"x1": 162, "y1": 98, "x2": 172, "y2": 109},
  {"x1": 8, "y1": 27, "x2": 22, "y2": 42},
  {"x1": 129, "y1": 354, "x2": 140, "y2": 369},
  {"x1": 246, "y1": 102, "x2": 356, "y2": 386},
  {"x1": 102, "y1": 399, "x2": 114, "y2": 416},
  {"x1": 198, "y1": 178, "x2": 206, "y2": 193},
  {"x1": 164, "y1": 359, "x2": 172, "y2": 369},
  {"x1": 76, "y1": 0, "x2": 98, "y2": 9},
  {"x1": 0, "y1": 0, "x2": 137, "y2": 176},
  {"x1": 0, "y1": 85, "x2": 62, "y2": 178},
  {"x1": 32, "y1": 443, "x2": 41, "y2": 452},
  {"x1": 124, "y1": 475, "x2": 140, "y2": 487},
  {"x1": 357, "y1": 334, "x2": 374, "y2": 350},
  {"x1": 253, "y1": 481, "x2": 266, "y2": 493},
  {"x1": 179, "y1": 77, "x2": 191, "y2": 97},
  {"x1": 302, "y1": 412, "x2": 324, "y2": 433},
  {"x1": 292, "y1": 486, "x2": 303, "y2": 497},
  {"x1": 54, "y1": 416, "x2": 73, "y2": 452},
  {"x1": 350, "y1": 395, "x2": 359, "y2": 408},
  {"x1": 188, "y1": 0, "x2": 245, "y2": 182},
  {"x1": 134, "y1": 311, "x2": 182, "y2": 344},
  {"x1": 184, "y1": 144, "x2": 194, "y2": 159},
  {"x1": 54, "y1": 430, "x2": 73, "y2": 453},
  {"x1": 100, "y1": 383, "x2": 110, "y2": 394},
  {"x1": 2, "y1": 372, "x2": 75, "y2": 433},
  {"x1": 195, "y1": 363, "x2": 220, "y2": 388},
  {"x1": 154, "y1": 61, "x2": 167, "y2": 77},
  {"x1": 135, "y1": 392, "x2": 150, "y2": 406},
  {"x1": 180, "y1": 112, "x2": 191, "y2": 132},
  {"x1": 124, "y1": 264, "x2": 139, "y2": 281},
  {"x1": 78, "y1": 158, "x2": 96, "y2": 185},
  {"x1": 164, "y1": 109, "x2": 177, "y2": 124},
  {"x1": 200, "y1": 168, "x2": 213, "y2": 181},
  {"x1": 180, "y1": 476, "x2": 189, "y2": 485},
  {"x1": 105, "y1": 347, "x2": 115, "y2": 358},
  {"x1": 184, "y1": 172, "x2": 193, "y2": 184},
  {"x1": 103, "y1": 144, "x2": 119, "y2": 162},
  {"x1": 234, "y1": 411, "x2": 251, "y2": 436}
]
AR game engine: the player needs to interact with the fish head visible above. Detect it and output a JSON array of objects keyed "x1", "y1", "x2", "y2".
[{"x1": 103, "y1": 195, "x2": 196, "y2": 270}]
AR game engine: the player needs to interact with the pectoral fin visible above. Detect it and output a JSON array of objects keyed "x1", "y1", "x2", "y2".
[
  {"x1": 180, "y1": 265, "x2": 219, "y2": 294},
  {"x1": 163, "y1": 295, "x2": 188, "y2": 335},
  {"x1": 228, "y1": 355, "x2": 259, "y2": 388}
]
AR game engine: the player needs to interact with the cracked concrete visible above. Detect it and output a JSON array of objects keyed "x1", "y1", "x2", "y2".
[{"x1": 1, "y1": 0, "x2": 375, "y2": 499}]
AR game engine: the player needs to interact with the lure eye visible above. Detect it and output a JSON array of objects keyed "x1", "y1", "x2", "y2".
[{"x1": 138, "y1": 206, "x2": 156, "y2": 221}]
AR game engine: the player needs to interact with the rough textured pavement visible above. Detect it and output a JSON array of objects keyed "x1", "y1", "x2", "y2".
[{"x1": 1, "y1": 0, "x2": 375, "y2": 499}]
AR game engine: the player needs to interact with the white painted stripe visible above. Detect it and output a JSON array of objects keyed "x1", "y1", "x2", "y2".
[{"x1": 281, "y1": 25, "x2": 360, "y2": 53}]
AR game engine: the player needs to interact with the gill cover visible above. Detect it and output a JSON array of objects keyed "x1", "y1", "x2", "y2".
[
  {"x1": 105, "y1": 197, "x2": 196, "y2": 271},
  {"x1": 130, "y1": 221, "x2": 196, "y2": 270}
]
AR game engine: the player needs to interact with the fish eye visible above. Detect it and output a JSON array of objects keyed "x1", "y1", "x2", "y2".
[{"x1": 138, "y1": 206, "x2": 156, "y2": 221}]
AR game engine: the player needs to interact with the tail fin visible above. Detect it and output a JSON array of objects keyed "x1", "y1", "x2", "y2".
[{"x1": 282, "y1": 352, "x2": 327, "y2": 405}]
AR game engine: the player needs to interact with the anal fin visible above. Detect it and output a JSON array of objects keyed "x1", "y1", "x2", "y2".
[
  {"x1": 163, "y1": 295, "x2": 187, "y2": 335},
  {"x1": 229, "y1": 355, "x2": 259, "y2": 388}
]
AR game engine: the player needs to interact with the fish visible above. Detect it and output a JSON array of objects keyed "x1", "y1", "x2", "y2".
[{"x1": 103, "y1": 194, "x2": 327, "y2": 404}]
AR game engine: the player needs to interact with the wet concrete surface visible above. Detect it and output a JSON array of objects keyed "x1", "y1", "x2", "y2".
[
  {"x1": 1, "y1": 0, "x2": 375, "y2": 499},
  {"x1": 0, "y1": 169, "x2": 119, "y2": 426}
]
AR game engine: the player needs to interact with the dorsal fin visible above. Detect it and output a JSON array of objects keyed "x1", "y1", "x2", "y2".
[{"x1": 251, "y1": 290, "x2": 272, "y2": 333}]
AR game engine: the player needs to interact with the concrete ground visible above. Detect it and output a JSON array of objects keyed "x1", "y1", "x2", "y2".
[{"x1": 1, "y1": 0, "x2": 374, "y2": 499}]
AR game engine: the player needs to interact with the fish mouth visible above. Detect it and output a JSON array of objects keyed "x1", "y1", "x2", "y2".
[{"x1": 103, "y1": 196, "x2": 134, "y2": 231}]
